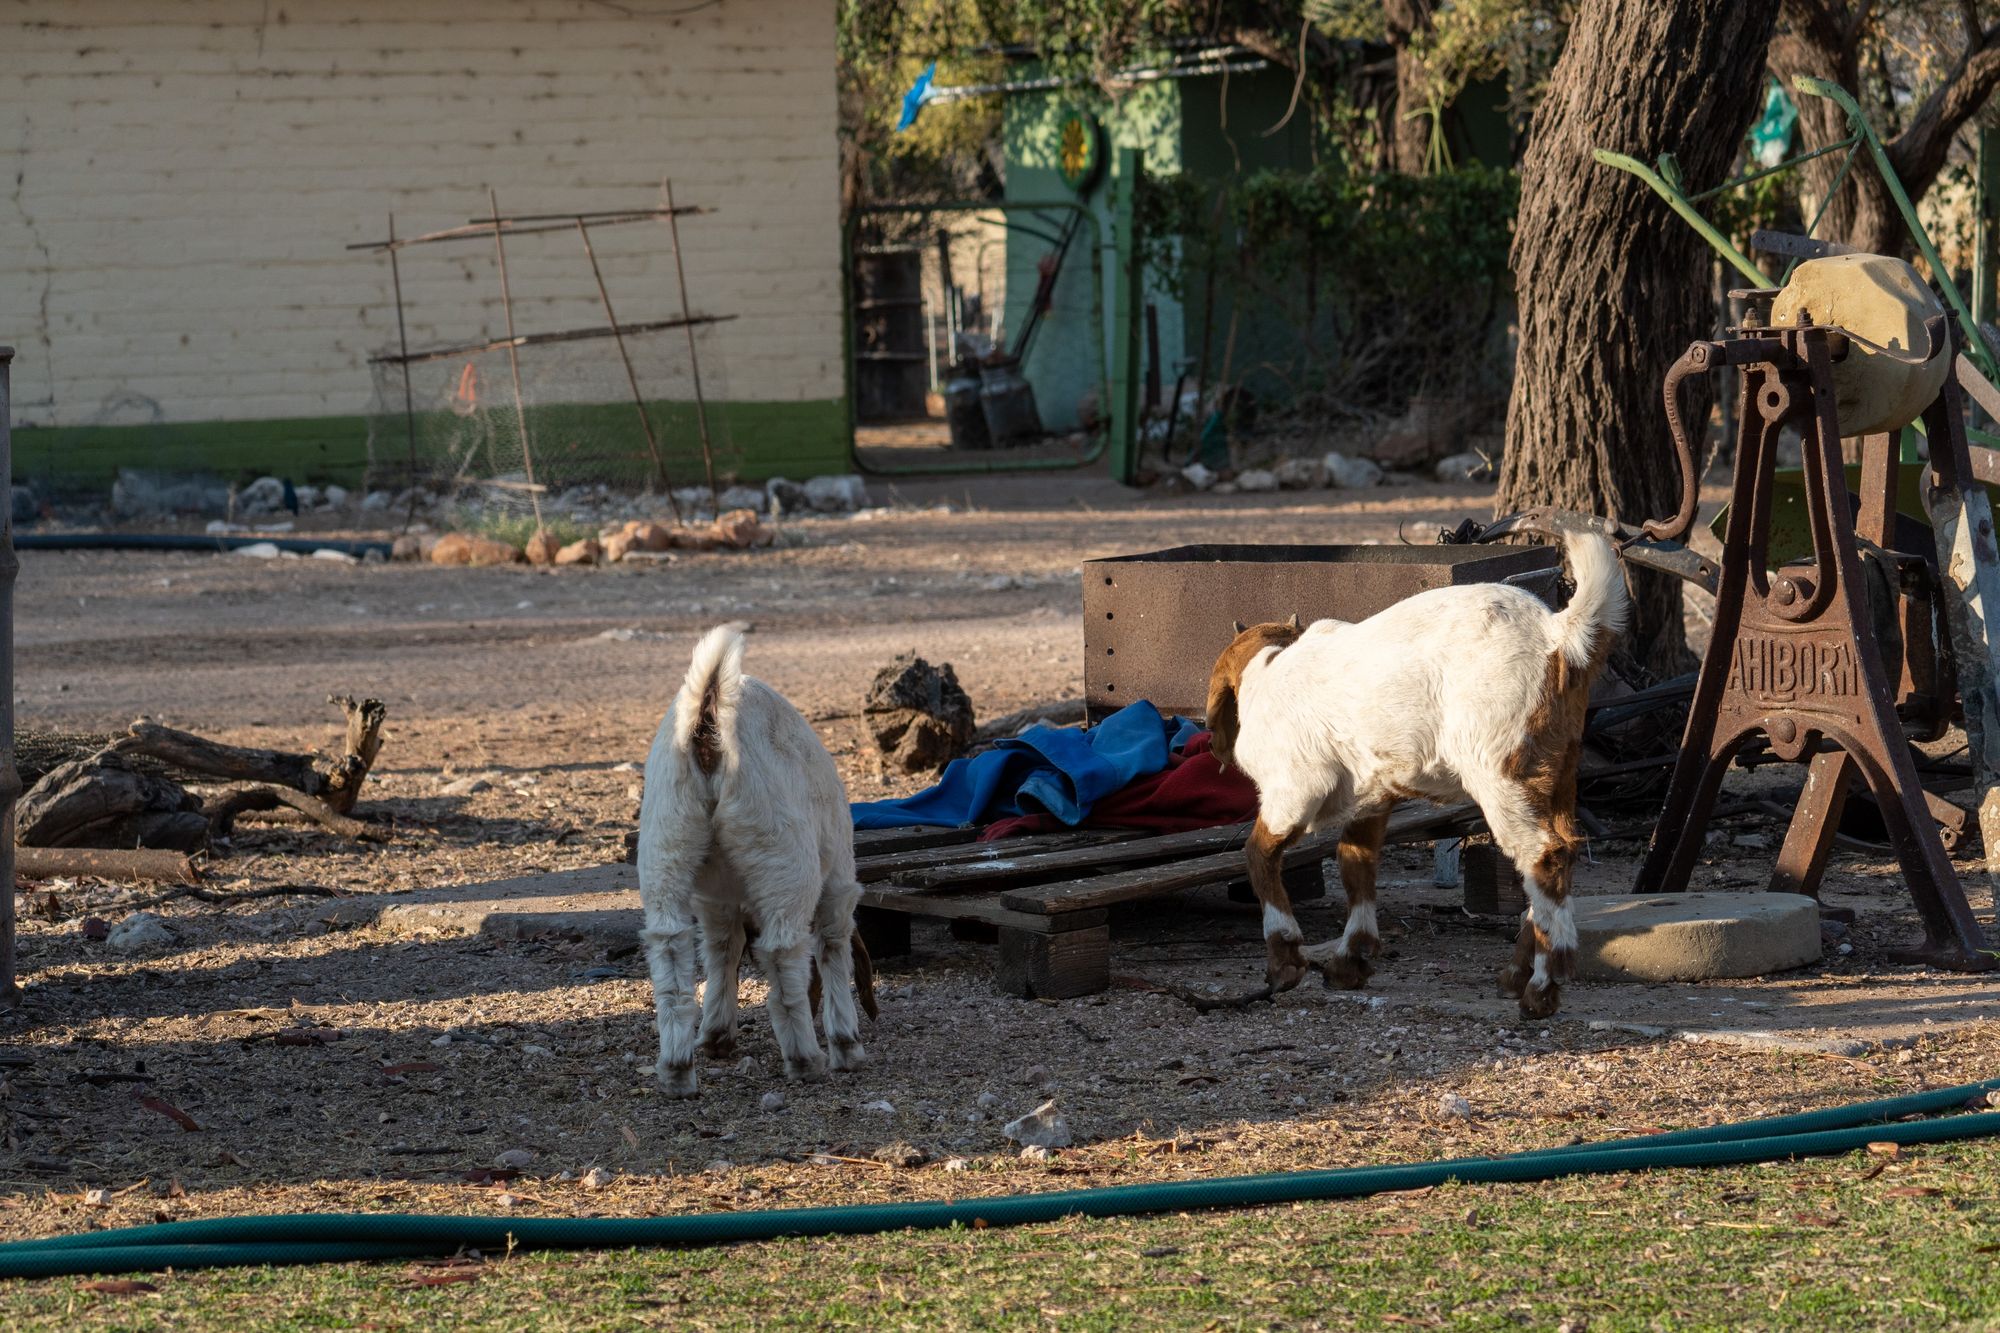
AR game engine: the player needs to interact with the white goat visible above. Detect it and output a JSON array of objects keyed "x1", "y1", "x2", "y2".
[
  {"x1": 1205, "y1": 530, "x2": 1629, "y2": 1018},
  {"x1": 636, "y1": 623, "x2": 872, "y2": 1097}
]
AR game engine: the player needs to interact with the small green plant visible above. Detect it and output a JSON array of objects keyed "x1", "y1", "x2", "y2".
[{"x1": 450, "y1": 509, "x2": 592, "y2": 550}]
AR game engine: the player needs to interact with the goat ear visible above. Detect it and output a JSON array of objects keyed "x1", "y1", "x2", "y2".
[
  {"x1": 1232, "y1": 619, "x2": 1247, "y2": 635},
  {"x1": 1206, "y1": 683, "x2": 1240, "y2": 770},
  {"x1": 1286, "y1": 612, "x2": 1301, "y2": 630}
]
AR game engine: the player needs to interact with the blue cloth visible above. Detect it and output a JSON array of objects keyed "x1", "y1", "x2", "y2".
[
  {"x1": 896, "y1": 63, "x2": 936, "y2": 132},
  {"x1": 852, "y1": 701, "x2": 1199, "y2": 830}
]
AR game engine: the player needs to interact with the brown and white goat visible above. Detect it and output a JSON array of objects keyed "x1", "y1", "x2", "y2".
[{"x1": 1205, "y1": 531, "x2": 1628, "y2": 1018}]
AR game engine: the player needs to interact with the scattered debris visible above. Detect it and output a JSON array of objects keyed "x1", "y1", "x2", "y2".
[
  {"x1": 1002, "y1": 1099, "x2": 1073, "y2": 1149},
  {"x1": 105, "y1": 912, "x2": 177, "y2": 954},
  {"x1": 865, "y1": 654, "x2": 976, "y2": 772}
]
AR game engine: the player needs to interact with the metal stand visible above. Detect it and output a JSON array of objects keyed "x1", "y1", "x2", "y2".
[{"x1": 1634, "y1": 319, "x2": 1994, "y2": 971}]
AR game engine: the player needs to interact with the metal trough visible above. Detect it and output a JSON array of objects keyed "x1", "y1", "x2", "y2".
[{"x1": 1081, "y1": 543, "x2": 1562, "y2": 723}]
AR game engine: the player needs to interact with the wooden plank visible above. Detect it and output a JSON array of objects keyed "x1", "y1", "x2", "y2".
[
  {"x1": 858, "y1": 886, "x2": 1107, "y2": 934},
  {"x1": 996, "y1": 924, "x2": 1110, "y2": 998},
  {"x1": 852, "y1": 825, "x2": 980, "y2": 856},
  {"x1": 855, "y1": 827, "x2": 1143, "y2": 884},
  {"x1": 893, "y1": 821, "x2": 1261, "y2": 892},
  {"x1": 998, "y1": 803, "x2": 1477, "y2": 915}
]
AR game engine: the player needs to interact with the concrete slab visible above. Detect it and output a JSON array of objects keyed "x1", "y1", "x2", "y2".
[
  {"x1": 331, "y1": 864, "x2": 643, "y2": 945},
  {"x1": 1576, "y1": 892, "x2": 1821, "y2": 983}
]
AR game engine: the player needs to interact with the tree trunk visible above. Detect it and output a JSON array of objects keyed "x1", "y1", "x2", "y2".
[
  {"x1": 1500, "y1": 0, "x2": 1779, "y2": 669},
  {"x1": 1767, "y1": 14, "x2": 1900, "y2": 255},
  {"x1": 1383, "y1": 0, "x2": 1437, "y2": 174},
  {"x1": 1769, "y1": 4, "x2": 2000, "y2": 257}
]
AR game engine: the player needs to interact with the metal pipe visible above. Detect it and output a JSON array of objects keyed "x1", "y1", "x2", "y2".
[
  {"x1": 576, "y1": 218, "x2": 680, "y2": 515},
  {"x1": 662, "y1": 179, "x2": 721, "y2": 513},
  {"x1": 487, "y1": 187, "x2": 545, "y2": 532},
  {"x1": 0, "y1": 346, "x2": 18, "y2": 1007}
]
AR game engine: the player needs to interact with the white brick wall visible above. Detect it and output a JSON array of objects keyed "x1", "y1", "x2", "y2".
[{"x1": 0, "y1": 0, "x2": 843, "y2": 425}]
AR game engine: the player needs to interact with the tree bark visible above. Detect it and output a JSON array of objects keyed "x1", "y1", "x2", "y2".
[
  {"x1": 1770, "y1": 3, "x2": 2000, "y2": 257},
  {"x1": 1383, "y1": 0, "x2": 1438, "y2": 174},
  {"x1": 1499, "y1": 0, "x2": 1780, "y2": 668}
]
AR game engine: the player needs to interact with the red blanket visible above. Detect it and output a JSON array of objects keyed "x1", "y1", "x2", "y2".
[{"x1": 979, "y1": 731, "x2": 1259, "y2": 840}]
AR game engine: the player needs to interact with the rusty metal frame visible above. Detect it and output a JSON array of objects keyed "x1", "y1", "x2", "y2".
[{"x1": 1635, "y1": 320, "x2": 1995, "y2": 970}]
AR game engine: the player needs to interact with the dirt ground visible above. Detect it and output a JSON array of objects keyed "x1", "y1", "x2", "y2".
[{"x1": 5, "y1": 471, "x2": 1998, "y2": 1242}]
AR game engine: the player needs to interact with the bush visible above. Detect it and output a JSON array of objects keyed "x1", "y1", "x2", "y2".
[{"x1": 1138, "y1": 163, "x2": 1519, "y2": 426}]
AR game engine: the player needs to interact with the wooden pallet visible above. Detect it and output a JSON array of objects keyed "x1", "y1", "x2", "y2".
[{"x1": 852, "y1": 803, "x2": 1477, "y2": 999}]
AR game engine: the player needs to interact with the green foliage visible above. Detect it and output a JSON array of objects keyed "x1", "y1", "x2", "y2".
[{"x1": 1138, "y1": 162, "x2": 1519, "y2": 419}]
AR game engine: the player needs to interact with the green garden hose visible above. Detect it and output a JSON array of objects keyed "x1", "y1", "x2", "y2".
[{"x1": 4, "y1": 1078, "x2": 1995, "y2": 1279}]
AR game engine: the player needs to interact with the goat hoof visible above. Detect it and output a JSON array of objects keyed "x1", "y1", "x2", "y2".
[
  {"x1": 699, "y1": 1032, "x2": 737, "y2": 1060},
  {"x1": 784, "y1": 1053, "x2": 829, "y2": 1083},
  {"x1": 1265, "y1": 960, "x2": 1307, "y2": 994},
  {"x1": 656, "y1": 1063, "x2": 699, "y2": 1099},
  {"x1": 829, "y1": 1038, "x2": 868, "y2": 1072},
  {"x1": 1516, "y1": 982, "x2": 1561, "y2": 1020},
  {"x1": 1319, "y1": 953, "x2": 1374, "y2": 990}
]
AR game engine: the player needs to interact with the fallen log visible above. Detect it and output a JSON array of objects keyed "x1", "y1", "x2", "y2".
[
  {"x1": 205, "y1": 786, "x2": 380, "y2": 841},
  {"x1": 16, "y1": 754, "x2": 204, "y2": 849},
  {"x1": 110, "y1": 695, "x2": 386, "y2": 815},
  {"x1": 15, "y1": 846, "x2": 201, "y2": 885}
]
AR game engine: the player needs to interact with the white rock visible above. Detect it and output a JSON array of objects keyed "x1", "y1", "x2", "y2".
[
  {"x1": 205, "y1": 519, "x2": 247, "y2": 534},
  {"x1": 493, "y1": 1148, "x2": 536, "y2": 1171},
  {"x1": 294, "y1": 485, "x2": 323, "y2": 509},
  {"x1": 1437, "y1": 1093, "x2": 1473, "y2": 1121},
  {"x1": 975, "y1": 1091, "x2": 1002, "y2": 1111},
  {"x1": 360, "y1": 490, "x2": 393, "y2": 512},
  {"x1": 440, "y1": 776, "x2": 491, "y2": 796},
  {"x1": 944, "y1": 1158, "x2": 971, "y2": 1172},
  {"x1": 1435, "y1": 451, "x2": 1492, "y2": 483},
  {"x1": 1179, "y1": 462, "x2": 1217, "y2": 491},
  {"x1": 1272, "y1": 457, "x2": 1325, "y2": 489},
  {"x1": 1019, "y1": 1144, "x2": 1056, "y2": 1162},
  {"x1": 804, "y1": 474, "x2": 871, "y2": 513},
  {"x1": 311, "y1": 548, "x2": 359, "y2": 564},
  {"x1": 106, "y1": 911, "x2": 175, "y2": 953},
  {"x1": 237, "y1": 476, "x2": 289, "y2": 515},
  {"x1": 861, "y1": 1098, "x2": 897, "y2": 1115},
  {"x1": 1234, "y1": 468, "x2": 1279, "y2": 493},
  {"x1": 581, "y1": 1166, "x2": 614, "y2": 1189},
  {"x1": 736, "y1": 1056, "x2": 758, "y2": 1076},
  {"x1": 521, "y1": 1044, "x2": 554, "y2": 1059},
  {"x1": 704, "y1": 1160, "x2": 732, "y2": 1174},
  {"x1": 612, "y1": 761, "x2": 640, "y2": 773},
  {"x1": 759, "y1": 1091, "x2": 787, "y2": 1113},
  {"x1": 83, "y1": 1188, "x2": 111, "y2": 1207},
  {"x1": 717, "y1": 484, "x2": 767, "y2": 513},
  {"x1": 1323, "y1": 452, "x2": 1384, "y2": 488},
  {"x1": 1002, "y1": 1099, "x2": 1072, "y2": 1149},
  {"x1": 232, "y1": 542, "x2": 283, "y2": 560},
  {"x1": 323, "y1": 484, "x2": 350, "y2": 508}
]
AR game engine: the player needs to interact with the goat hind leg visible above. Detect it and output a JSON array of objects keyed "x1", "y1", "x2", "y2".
[
  {"x1": 1247, "y1": 816, "x2": 1309, "y2": 992},
  {"x1": 1320, "y1": 810, "x2": 1388, "y2": 990},
  {"x1": 697, "y1": 914, "x2": 745, "y2": 1059},
  {"x1": 641, "y1": 916, "x2": 704, "y2": 1098},
  {"x1": 814, "y1": 906, "x2": 868, "y2": 1072},
  {"x1": 1479, "y1": 780, "x2": 1579, "y2": 1019},
  {"x1": 754, "y1": 932, "x2": 828, "y2": 1082}
]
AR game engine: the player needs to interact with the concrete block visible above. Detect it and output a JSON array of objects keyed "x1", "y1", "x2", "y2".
[{"x1": 1575, "y1": 892, "x2": 1821, "y2": 983}]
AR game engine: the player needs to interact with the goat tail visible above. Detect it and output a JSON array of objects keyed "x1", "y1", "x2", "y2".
[
  {"x1": 672, "y1": 622, "x2": 749, "y2": 773},
  {"x1": 1551, "y1": 530, "x2": 1629, "y2": 671}
]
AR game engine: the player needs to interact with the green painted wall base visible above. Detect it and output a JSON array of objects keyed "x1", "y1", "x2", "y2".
[{"x1": 11, "y1": 398, "x2": 850, "y2": 493}]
